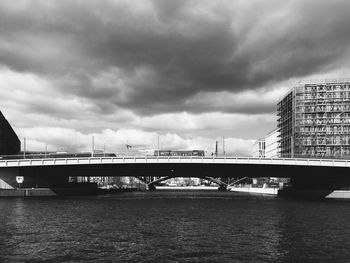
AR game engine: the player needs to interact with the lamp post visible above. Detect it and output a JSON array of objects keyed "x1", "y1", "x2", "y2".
[
  {"x1": 23, "y1": 137, "x2": 26, "y2": 159},
  {"x1": 92, "y1": 136, "x2": 94, "y2": 157},
  {"x1": 157, "y1": 135, "x2": 160, "y2": 156},
  {"x1": 222, "y1": 136, "x2": 225, "y2": 156}
]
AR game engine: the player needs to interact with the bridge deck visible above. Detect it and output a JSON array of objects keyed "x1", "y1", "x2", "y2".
[{"x1": 0, "y1": 156, "x2": 348, "y2": 168}]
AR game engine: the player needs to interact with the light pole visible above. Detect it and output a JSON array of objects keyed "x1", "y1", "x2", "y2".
[
  {"x1": 222, "y1": 136, "x2": 225, "y2": 156},
  {"x1": 92, "y1": 136, "x2": 95, "y2": 157},
  {"x1": 157, "y1": 135, "x2": 160, "y2": 156},
  {"x1": 23, "y1": 137, "x2": 26, "y2": 159}
]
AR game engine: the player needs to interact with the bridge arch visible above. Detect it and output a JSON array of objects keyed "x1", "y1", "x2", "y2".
[{"x1": 136, "y1": 176, "x2": 228, "y2": 191}]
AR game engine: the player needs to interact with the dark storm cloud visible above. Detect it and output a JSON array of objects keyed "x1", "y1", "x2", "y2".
[{"x1": 1, "y1": 0, "x2": 350, "y2": 115}]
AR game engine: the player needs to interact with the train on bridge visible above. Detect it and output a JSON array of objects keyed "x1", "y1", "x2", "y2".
[
  {"x1": 154, "y1": 150, "x2": 205, "y2": 157},
  {"x1": 0, "y1": 152, "x2": 116, "y2": 160}
]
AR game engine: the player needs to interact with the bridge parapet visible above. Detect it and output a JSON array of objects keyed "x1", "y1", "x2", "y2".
[{"x1": 0, "y1": 156, "x2": 348, "y2": 168}]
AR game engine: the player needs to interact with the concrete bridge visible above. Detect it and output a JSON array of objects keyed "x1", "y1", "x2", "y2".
[{"x1": 0, "y1": 156, "x2": 350, "y2": 192}]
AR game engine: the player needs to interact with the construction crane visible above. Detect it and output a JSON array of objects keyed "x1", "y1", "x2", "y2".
[{"x1": 116, "y1": 137, "x2": 132, "y2": 151}]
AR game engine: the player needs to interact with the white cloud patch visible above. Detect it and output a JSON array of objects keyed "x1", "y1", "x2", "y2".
[{"x1": 17, "y1": 127, "x2": 254, "y2": 156}]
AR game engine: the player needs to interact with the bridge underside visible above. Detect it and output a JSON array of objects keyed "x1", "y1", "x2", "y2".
[
  {"x1": 1, "y1": 163, "x2": 350, "y2": 191},
  {"x1": 136, "y1": 175, "x2": 229, "y2": 191}
]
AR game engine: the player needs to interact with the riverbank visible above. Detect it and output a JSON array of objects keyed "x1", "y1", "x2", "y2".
[
  {"x1": 156, "y1": 186, "x2": 218, "y2": 190},
  {"x1": 229, "y1": 186, "x2": 278, "y2": 195},
  {"x1": 0, "y1": 187, "x2": 138, "y2": 197}
]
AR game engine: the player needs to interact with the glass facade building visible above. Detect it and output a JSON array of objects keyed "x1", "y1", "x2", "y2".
[{"x1": 278, "y1": 79, "x2": 350, "y2": 158}]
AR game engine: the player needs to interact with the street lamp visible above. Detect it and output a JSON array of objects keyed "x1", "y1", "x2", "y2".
[
  {"x1": 92, "y1": 136, "x2": 94, "y2": 157},
  {"x1": 23, "y1": 137, "x2": 26, "y2": 159}
]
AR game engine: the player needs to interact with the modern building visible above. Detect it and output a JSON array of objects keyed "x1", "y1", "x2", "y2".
[
  {"x1": 252, "y1": 138, "x2": 265, "y2": 158},
  {"x1": 251, "y1": 129, "x2": 280, "y2": 158},
  {"x1": 265, "y1": 128, "x2": 280, "y2": 158},
  {"x1": 0, "y1": 111, "x2": 20, "y2": 156},
  {"x1": 278, "y1": 79, "x2": 350, "y2": 158},
  {"x1": 250, "y1": 130, "x2": 283, "y2": 187}
]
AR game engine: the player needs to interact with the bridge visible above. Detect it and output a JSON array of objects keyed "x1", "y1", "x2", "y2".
[
  {"x1": 0, "y1": 156, "x2": 349, "y2": 192},
  {"x1": 1, "y1": 155, "x2": 349, "y2": 167}
]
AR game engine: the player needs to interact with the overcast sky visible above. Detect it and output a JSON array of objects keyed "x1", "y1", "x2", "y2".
[{"x1": 1, "y1": 0, "x2": 350, "y2": 156}]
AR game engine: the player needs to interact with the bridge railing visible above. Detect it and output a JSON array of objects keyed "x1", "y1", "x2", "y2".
[{"x1": 0, "y1": 155, "x2": 348, "y2": 168}]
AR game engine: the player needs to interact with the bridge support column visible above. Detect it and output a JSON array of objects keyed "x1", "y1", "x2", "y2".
[
  {"x1": 147, "y1": 184, "x2": 156, "y2": 191},
  {"x1": 218, "y1": 185, "x2": 228, "y2": 191},
  {"x1": 0, "y1": 168, "x2": 19, "y2": 189}
]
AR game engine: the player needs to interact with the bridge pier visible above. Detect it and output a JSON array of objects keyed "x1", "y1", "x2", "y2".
[
  {"x1": 218, "y1": 185, "x2": 228, "y2": 191},
  {"x1": 147, "y1": 184, "x2": 156, "y2": 191},
  {"x1": 0, "y1": 168, "x2": 19, "y2": 189}
]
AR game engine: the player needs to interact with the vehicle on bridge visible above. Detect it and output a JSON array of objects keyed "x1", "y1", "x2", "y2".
[
  {"x1": 154, "y1": 150, "x2": 205, "y2": 156},
  {"x1": 47, "y1": 152, "x2": 117, "y2": 158},
  {"x1": 0, "y1": 152, "x2": 117, "y2": 159}
]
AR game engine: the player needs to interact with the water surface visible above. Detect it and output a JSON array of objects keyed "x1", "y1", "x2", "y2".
[{"x1": 0, "y1": 191, "x2": 350, "y2": 262}]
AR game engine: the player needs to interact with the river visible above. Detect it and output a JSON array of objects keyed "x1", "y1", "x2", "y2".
[{"x1": 1, "y1": 191, "x2": 350, "y2": 262}]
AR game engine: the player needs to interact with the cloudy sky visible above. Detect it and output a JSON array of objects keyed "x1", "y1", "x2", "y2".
[{"x1": 1, "y1": 0, "x2": 350, "y2": 156}]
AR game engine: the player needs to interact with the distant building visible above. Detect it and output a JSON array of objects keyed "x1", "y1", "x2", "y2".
[
  {"x1": 265, "y1": 128, "x2": 280, "y2": 158},
  {"x1": 0, "y1": 111, "x2": 20, "y2": 155},
  {"x1": 252, "y1": 138, "x2": 265, "y2": 157},
  {"x1": 250, "y1": 129, "x2": 285, "y2": 187},
  {"x1": 278, "y1": 79, "x2": 350, "y2": 158},
  {"x1": 165, "y1": 177, "x2": 201, "y2": 186}
]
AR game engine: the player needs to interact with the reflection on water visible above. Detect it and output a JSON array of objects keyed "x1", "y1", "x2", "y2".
[{"x1": 0, "y1": 191, "x2": 350, "y2": 262}]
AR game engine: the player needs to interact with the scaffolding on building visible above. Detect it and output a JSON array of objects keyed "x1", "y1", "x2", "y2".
[{"x1": 278, "y1": 79, "x2": 350, "y2": 159}]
